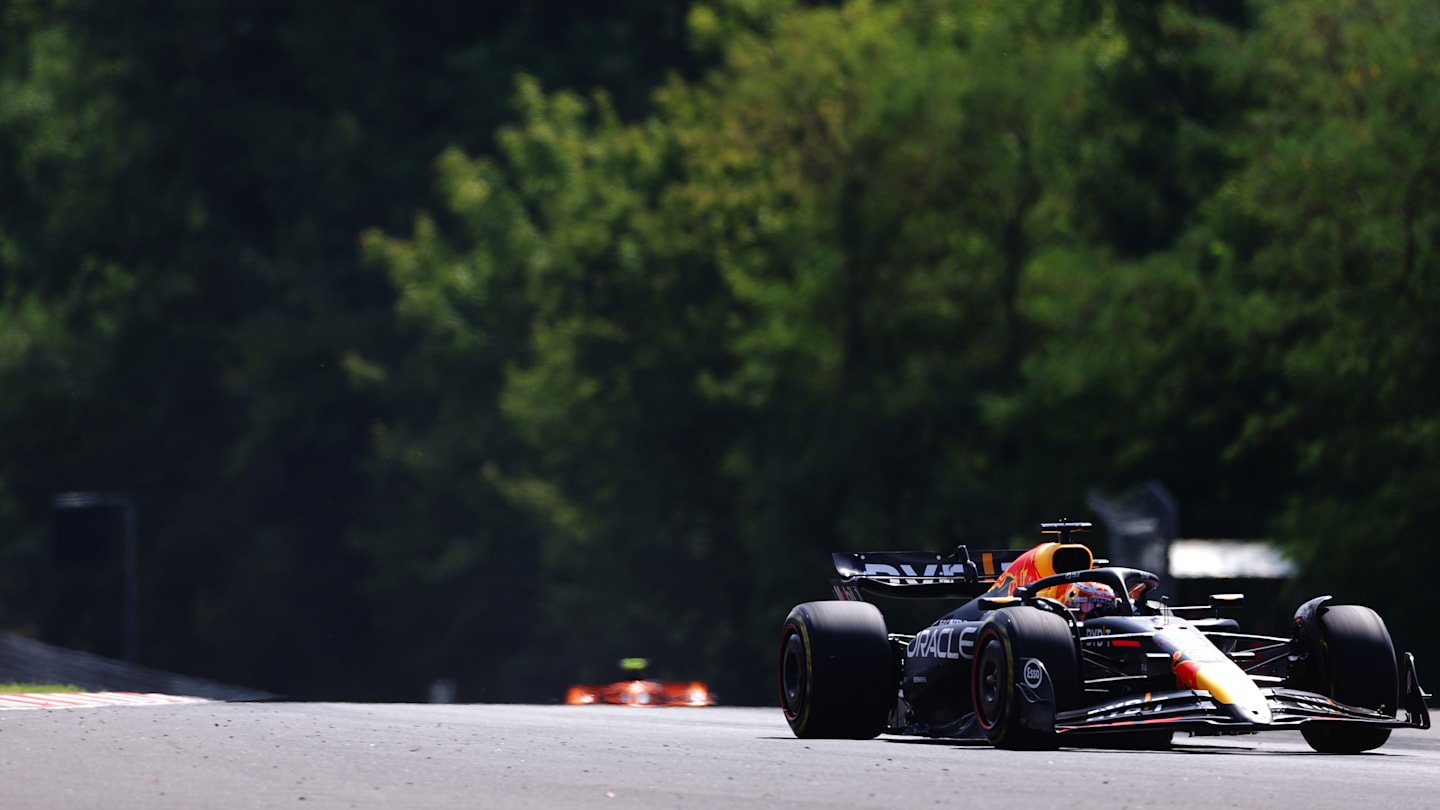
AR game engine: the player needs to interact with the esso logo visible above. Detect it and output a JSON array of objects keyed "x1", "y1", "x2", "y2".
[{"x1": 1022, "y1": 659, "x2": 1044, "y2": 689}]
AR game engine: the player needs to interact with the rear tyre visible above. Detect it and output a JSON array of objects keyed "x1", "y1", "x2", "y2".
[
  {"x1": 971, "y1": 607, "x2": 1078, "y2": 750},
  {"x1": 1297, "y1": 604, "x2": 1398, "y2": 754},
  {"x1": 778, "y1": 601, "x2": 892, "y2": 739}
]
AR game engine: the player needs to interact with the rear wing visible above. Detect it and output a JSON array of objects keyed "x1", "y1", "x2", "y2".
[{"x1": 830, "y1": 546, "x2": 1025, "y2": 601}]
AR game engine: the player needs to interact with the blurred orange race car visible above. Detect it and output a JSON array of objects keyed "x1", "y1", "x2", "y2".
[{"x1": 565, "y1": 658, "x2": 714, "y2": 707}]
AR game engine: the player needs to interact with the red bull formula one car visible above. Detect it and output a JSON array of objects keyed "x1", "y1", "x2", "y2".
[{"x1": 778, "y1": 521, "x2": 1430, "y2": 751}]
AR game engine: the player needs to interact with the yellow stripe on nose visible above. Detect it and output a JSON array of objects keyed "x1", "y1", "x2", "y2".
[{"x1": 1194, "y1": 661, "x2": 1272, "y2": 725}]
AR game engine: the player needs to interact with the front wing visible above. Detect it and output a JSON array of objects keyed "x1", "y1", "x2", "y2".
[{"x1": 1056, "y1": 654, "x2": 1431, "y2": 736}]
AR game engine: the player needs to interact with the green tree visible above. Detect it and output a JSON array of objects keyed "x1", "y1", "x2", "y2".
[
  {"x1": 1014, "y1": 0, "x2": 1439, "y2": 668},
  {"x1": 372, "y1": 0, "x2": 1118, "y2": 702},
  {"x1": 996, "y1": 1, "x2": 1266, "y2": 540},
  {"x1": 0, "y1": 0, "x2": 708, "y2": 697},
  {"x1": 366, "y1": 76, "x2": 745, "y2": 697},
  {"x1": 1198, "y1": 0, "x2": 1440, "y2": 662}
]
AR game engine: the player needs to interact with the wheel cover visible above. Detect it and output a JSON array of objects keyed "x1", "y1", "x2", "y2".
[
  {"x1": 780, "y1": 629, "x2": 808, "y2": 721},
  {"x1": 975, "y1": 634, "x2": 1007, "y2": 729}
]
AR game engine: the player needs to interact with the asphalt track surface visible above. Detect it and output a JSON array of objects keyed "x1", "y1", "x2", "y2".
[{"x1": 0, "y1": 701, "x2": 1434, "y2": 809}]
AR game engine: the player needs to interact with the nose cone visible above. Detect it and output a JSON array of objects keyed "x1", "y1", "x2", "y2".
[
  {"x1": 1192, "y1": 661, "x2": 1272, "y2": 725},
  {"x1": 1225, "y1": 699, "x2": 1273, "y2": 725}
]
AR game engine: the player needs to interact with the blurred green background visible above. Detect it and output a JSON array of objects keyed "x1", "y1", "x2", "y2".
[{"x1": 1, "y1": 0, "x2": 1435, "y2": 705}]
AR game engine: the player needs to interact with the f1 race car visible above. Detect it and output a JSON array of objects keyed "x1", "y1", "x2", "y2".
[
  {"x1": 566, "y1": 658, "x2": 714, "y2": 707},
  {"x1": 779, "y1": 521, "x2": 1430, "y2": 751}
]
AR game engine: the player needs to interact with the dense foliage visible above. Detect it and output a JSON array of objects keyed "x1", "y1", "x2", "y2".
[{"x1": 1, "y1": 0, "x2": 1435, "y2": 704}]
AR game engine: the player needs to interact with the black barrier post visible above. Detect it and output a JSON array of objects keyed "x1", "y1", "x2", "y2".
[{"x1": 50, "y1": 492, "x2": 138, "y2": 663}]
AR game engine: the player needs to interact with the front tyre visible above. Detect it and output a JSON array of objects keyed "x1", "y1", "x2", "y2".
[
  {"x1": 971, "y1": 607, "x2": 1078, "y2": 750},
  {"x1": 1297, "y1": 604, "x2": 1398, "y2": 754},
  {"x1": 778, "y1": 601, "x2": 892, "y2": 739}
]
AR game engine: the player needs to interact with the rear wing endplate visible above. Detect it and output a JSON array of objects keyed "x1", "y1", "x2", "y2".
[{"x1": 830, "y1": 546, "x2": 1024, "y2": 601}]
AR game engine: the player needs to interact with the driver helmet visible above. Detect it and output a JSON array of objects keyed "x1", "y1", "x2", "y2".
[{"x1": 1067, "y1": 581, "x2": 1120, "y2": 619}]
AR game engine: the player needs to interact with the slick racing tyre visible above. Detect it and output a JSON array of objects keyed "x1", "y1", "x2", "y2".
[
  {"x1": 971, "y1": 606, "x2": 1079, "y2": 750},
  {"x1": 779, "y1": 601, "x2": 892, "y2": 739},
  {"x1": 1296, "y1": 604, "x2": 1398, "y2": 753}
]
